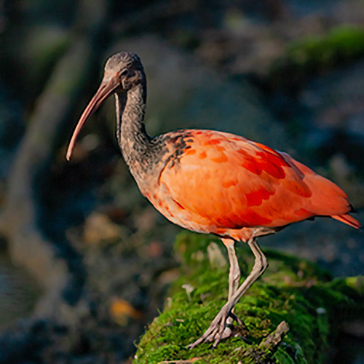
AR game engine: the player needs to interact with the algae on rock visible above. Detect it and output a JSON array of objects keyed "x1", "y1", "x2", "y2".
[{"x1": 134, "y1": 232, "x2": 363, "y2": 364}]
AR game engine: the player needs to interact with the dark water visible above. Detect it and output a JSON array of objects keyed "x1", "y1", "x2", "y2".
[{"x1": 331, "y1": 334, "x2": 364, "y2": 364}]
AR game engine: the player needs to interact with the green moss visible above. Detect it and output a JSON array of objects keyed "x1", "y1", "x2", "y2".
[
  {"x1": 286, "y1": 26, "x2": 364, "y2": 65},
  {"x1": 270, "y1": 25, "x2": 364, "y2": 88},
  {"x1": 134, "y1": 232, "x2": 363, "y2": 364}
]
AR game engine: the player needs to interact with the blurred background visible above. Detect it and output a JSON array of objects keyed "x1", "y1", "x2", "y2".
[{"x1": 0, "y1": 0, "x2": 363, "y2": 363}]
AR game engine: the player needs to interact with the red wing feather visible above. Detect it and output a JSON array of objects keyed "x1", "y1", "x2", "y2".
[{"x1": 157, "y1": 130, "x2": 358, "y2": 232}]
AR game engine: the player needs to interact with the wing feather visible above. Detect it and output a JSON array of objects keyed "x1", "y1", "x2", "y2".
[{"x1": 159, "y1": 130, "x2": 321, "y2": 228}]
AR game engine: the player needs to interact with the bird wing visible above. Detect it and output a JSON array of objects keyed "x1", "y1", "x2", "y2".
[{"x1": 158, "y1": 130, "x2": 351, "y2": 229}]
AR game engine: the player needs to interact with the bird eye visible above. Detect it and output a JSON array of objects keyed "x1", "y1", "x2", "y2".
[{"x1": 120, "y1": 69, "x2": 129, "y2": 76}]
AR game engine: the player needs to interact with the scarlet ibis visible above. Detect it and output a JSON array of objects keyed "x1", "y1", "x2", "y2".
[{"x1": 66, "y1": 52, "x2": 361, "y2": 348}]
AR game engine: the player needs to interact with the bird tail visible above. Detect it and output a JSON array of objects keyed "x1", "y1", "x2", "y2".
[{"x1": 331, "y1": 214, "x2": 362, "y2": 229}]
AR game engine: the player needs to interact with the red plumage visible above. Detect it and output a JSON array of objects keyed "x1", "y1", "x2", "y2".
[
  {"x1": 149, "y1": 130, "x2": 360, "y2": 242},
  {"x1": 66, "y1": 52, "x2": 361, "y2": 349}
]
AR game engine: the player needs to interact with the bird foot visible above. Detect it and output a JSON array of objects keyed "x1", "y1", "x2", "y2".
[{"x1": 187, "y1": 305, "x2": 242, "y2": 349}]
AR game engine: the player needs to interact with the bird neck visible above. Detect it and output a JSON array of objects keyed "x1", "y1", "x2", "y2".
[{"x1": 115, "y1": 82, "x2": 152, "y2": 172}]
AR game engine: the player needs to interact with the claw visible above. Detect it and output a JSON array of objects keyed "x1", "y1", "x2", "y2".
[
  {"x1": 188, "y1": 305, "x2": 235, "y2": 349},
  {"x1": 229, "y1": 312, "x2": 243, "y2": 325}
]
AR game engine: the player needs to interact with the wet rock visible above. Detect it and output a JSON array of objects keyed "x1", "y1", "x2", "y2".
[
  {"x1": 298, "y1": 59, "x2": 364, "y2": 175},
  {"x1": 328, "y1": 154, "x2": 364, "y2": 207},
  {"x1": 300, "y1": 59, "x2": 364, "y2": 134},
  {"x1": 265, "y1": 210, "x2": 364, "y2": 277}
]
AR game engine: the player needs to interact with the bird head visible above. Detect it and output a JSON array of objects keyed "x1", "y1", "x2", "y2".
[
  {"x1": 103, "y1": 52, "x2": 145, "y2": 92},
  {"x1": 66, "y1": 52, "x2": 144, "y2": 161}
]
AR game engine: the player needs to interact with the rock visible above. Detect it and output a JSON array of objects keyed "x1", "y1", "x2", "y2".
[
  {"x1": 134, "y1": 231, "x2": 364, "y2": 364},
  {"x1": 83, "y1": 212, "x2": 123, "y2": 245},
  {"x1": 300, "y1": 59, "x2": 364, "y2": 135}
]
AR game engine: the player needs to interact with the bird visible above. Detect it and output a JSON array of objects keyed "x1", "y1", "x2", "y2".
[{"x1": 66, "y1": 52, "x2": 361, "y2": 349}]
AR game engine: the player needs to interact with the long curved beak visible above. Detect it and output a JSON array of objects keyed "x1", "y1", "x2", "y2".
[{"x1": 66, "y1": 74, "x2": 120, "y2": 161}]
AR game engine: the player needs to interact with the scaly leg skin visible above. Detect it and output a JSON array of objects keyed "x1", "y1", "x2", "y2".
[
  {"x1": 224, "y1": 238, "x2": 241, "y2": 302},
  {"x1": 188, "y1": 237, "x2": 268, "y2": 349},
  {"x1": 193, "y1": 239, "x2": 242, "y2": 344},
  {"x1": 209, "y1": 239, "x2": 242, "y2": 341}
]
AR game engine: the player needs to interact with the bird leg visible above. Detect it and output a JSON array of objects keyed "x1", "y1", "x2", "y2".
[
  {"x1": 224, "y1": 239, "x2": 242, "y2": 327},
  {"x1": 204, "y1": 238, "x2": 242, "y2": 342},
  {"x1": 224, "y1": 238, "x2": 241, "y2": 301},
  {"x1": 188, "y1": 238, "x2": 268, "y2": 349}
]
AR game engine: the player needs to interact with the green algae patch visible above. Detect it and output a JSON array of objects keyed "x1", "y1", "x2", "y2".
[{"x1": 134, "y1": 232, "x2": 363, "y2": 364}]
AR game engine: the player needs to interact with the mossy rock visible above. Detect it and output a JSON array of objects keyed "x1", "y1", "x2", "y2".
[
  {"x1": 270, "y1": 25, "x2": 364, "y2": 89},
  {"x1": 134, "y1": 232, "x2": 364, "y2": 364}
]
